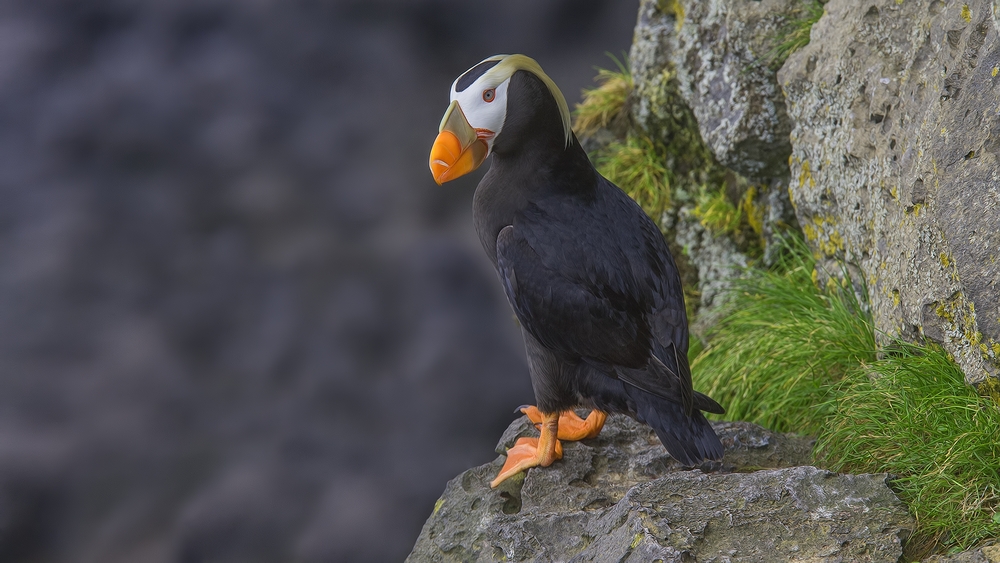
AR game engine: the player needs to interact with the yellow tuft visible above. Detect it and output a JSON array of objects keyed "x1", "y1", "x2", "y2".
[
  {"x1": 480, "y1": 54, "x2": 574, "y2": 147},
  {"x1": 574, "y1": 57, "x2": 633, "y2": 137},
  {"x1": 961, "y1": 4, "x2": 972, "y2": 22}
]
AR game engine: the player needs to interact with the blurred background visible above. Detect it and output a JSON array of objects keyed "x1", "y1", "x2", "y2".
[{"x1": 0, "y1": 0, "x2": 637, "y2": 561}]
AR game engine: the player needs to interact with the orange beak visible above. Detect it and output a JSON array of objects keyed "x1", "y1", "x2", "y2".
[{"x1": 429, "y1": 101, "x2": 489, "y2": 185}]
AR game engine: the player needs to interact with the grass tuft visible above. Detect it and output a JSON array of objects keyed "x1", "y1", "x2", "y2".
[
  {"x1": 819, "y1": 343, "x2": 1000, "y2": 556},
  {"x1": 574, "y1": 53, "x2": 633, "y2": 137},
  {"x1": 692, "y1": 187, "x2": 742, "y2": 236},
  {"x1": 763, "y1": 0, "x2": 825, "y2": 69},
  {"x1": 691, "y1": 233, "x2": 1000, "y2": 556},
  {"x1": 690, "y1": 234, "x2": 874, "y2": 435},
  {"x1": 595, "y1": 135, "x2": 671, "y2": 221}
]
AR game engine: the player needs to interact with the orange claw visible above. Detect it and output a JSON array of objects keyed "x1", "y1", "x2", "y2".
[
  {"x1": 491, "y1": 411, "x2": 562, "y2": 488},
  {"x1": 521, "y1": 405, "x2": 607, "y2": 441}
]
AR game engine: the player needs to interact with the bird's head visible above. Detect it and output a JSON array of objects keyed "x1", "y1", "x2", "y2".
[{"x1": 429, "y1": 54, "x2": 572, "y2": 185}]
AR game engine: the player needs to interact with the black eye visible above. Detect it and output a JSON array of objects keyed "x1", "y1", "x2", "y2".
[{"x1": 483, "y1": 88, "x2": 496, "y2": 102}]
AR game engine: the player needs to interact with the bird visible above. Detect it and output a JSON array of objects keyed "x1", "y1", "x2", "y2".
[{"x1": 429, "y1": 54, "x2": 725, "y2": 488}]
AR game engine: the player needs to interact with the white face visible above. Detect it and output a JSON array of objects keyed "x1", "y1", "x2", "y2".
[{"x1": 449, "y1": 72, "x2": 511, "y2": 154}]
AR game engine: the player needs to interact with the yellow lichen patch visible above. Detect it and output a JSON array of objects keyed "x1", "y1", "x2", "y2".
[
  {"x1": 935, "y1": 300, "x2": 957, "y2": 324},
  {"x1": 630, "y1": 533, "x2": 643, "y2": 549},
  {"x1": 961, "y1": 4, "x2": 972, "y2": 22},
  {"x1": 892, "y1": 289, "x2": 901, "y2": 307},
  {"x1": 993, "y1": 342, "x2": 1000, "y2": 356},
  {"x1": 658, "y1": 0, "x2": 685, "y2": 30},
  {"x1": 802, "y1": 221, "x2": 817, "y2": 241},
  {"x1": 821, "y1": 229, "x2": 845, "y2": 256},
  {"x1": 432, "y1": 497, "x2": 445, "y2": 515},
  {"x1": 802, "y1": 216, "x2": 845, "y2": 256},
  {"x1": 977, "y1": 376, "x2": 1000, "y2": 406},
  {"x1": 798, "y1": 160, "x2": 815, "y2": 189},
  {"x1": 935, "y1": 292, "x2": 991, "y2": 360},
  {"x1": 890, "y1": 185, "x2": 899, "y2": 201},
  {"x1": 895, "y1": 0, "x2": 903, "y2": 4},
  {"x1": 741, "y1": 186, "x2": 765, "y2": 236},
  {"x1": 940, "y1": 252, "x2": 952, "y2": 268},
  {"x1": 993, "y1": 67, "x2": 999, "y2": 77}
]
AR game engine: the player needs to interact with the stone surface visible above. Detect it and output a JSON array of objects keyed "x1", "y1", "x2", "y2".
[
  {"x1": 631, "y1": 0, "x2": 799, "y2": 181},
  {"x1": 407, "y1": 415, "x2": 913, "y2": 562},
  {"x1": 924, "y1": 543, "x2": 1000, "y2": 563},
  {"x1": 627, "y1": 0, "x2": 802, "y2": 315},
  {"x1": 778, "y1": 0, "x2": 1000, "y2": 385}
]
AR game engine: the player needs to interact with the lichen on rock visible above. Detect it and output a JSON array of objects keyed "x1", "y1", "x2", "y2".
[{"x1": 778, "y1": 0, "x2": 1000, "y2": 385}]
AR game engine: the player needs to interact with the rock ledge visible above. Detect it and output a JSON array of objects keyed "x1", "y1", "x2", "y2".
[{"x1": 407, "y1": 415, "x2": 913, "y2": 562}]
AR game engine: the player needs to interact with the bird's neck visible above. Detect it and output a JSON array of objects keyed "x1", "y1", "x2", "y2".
[
  {"x1": 471, "y1": 70, "x2": 598, "y2": 265},
  {"x1": 472, "y1": 139, "x2": 596, "y2": 267}
]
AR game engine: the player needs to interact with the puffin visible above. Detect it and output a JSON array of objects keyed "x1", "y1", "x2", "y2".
[{"x1": 429, "y1": 54, "x2": 725, "y2": 488}]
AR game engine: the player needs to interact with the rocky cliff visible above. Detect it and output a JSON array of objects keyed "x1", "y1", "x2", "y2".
[
  {"x1": 779, "y1": 0, "x2": 1000, "y2": 387},
  {"x1": 407, "y1": 416, "x2": 912, "y2": 562},
  {"x1": 630, "y1": 0, "x2": 1000, "y2": 388}
]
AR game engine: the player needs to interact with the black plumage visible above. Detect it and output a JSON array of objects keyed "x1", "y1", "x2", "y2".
[{"x1": 473, "y1": 69, "x2": 724, "y2": 466}]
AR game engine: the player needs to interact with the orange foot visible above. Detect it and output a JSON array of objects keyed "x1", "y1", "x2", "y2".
[
  {"x1": 491, "y1": 411, "x2": 562, "y2": 488},
  {"x1": 520, "y1": 405, "x2": 607, "y2": 440}
]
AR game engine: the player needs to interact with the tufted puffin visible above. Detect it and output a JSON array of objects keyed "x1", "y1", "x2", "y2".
[{"x1": 429, "y1": 54, "x2": 725, "y2": 488}]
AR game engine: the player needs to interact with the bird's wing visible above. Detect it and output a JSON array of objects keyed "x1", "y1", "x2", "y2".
[
  {"x1": 496, "y1": 224, "x2": 651, "y2": 369},
  {"x1": 498, "y1": 183, "x2": 710, "y2": 414}
]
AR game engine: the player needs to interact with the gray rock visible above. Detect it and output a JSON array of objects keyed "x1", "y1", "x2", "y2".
[
  {"x1": 924, "y1": 543, "x2": 1000, "y2": 562},
  {"x1": 631, "y1": 0, "x2": 799, "y2": 180},
  {"x1": 626, "y1": 0, "x2": 805, "y2": 318},
  {"x1": 778, "y1": 0, "x2": 1000, "y2": 385},
  {"x1": 407, "y1": 416, "x2": 912, "y2": 562},
  {"x1": 675, "y1": 204, "x2": 748, "y2": 309}
]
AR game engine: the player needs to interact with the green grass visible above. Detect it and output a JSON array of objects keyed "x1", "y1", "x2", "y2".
[
  {"x1": 819, "y1": 343, "x2": 1000, "y2": 557},
  {"x1": 690, "y1": 234, "x2": 874, "y2": 435},
  {"x1": 573, "y1": 53, "x2": 632, "y2": 137},
  {"x1": 692, "y1": 187, "x2": 742, "y2": 236},
  {"x1": 595, "y1": 135, "x2": 672, "y2": 221},
  {"x1": 690, "y1": 234, "x2": 1000, "y2": 556},
  {"x1": 763, "y1": 0, "x2": 825, "y2": 69}
]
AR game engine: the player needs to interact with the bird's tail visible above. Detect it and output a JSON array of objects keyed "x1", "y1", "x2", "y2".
[{"x1": 626, "y1": 386, "x2": 723, "y2": 466}]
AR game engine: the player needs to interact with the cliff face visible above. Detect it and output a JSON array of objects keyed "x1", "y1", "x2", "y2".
[
  {"x1": 632, "y1": 0, "x2": 1000, "y2": 387},
  {"x1": 407, "y1": 416, "x2": 912, "y2": 562},
  {"x1": 779, "y1": 0, "x2": 1000, "y2": 386}
]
